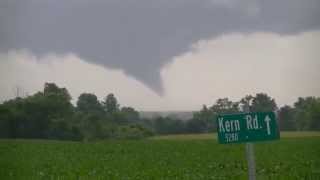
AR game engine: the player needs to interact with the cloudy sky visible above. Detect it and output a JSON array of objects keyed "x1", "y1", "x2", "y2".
[{"x1": 1, "y1": 0, "x2": 320, "y2": 111}]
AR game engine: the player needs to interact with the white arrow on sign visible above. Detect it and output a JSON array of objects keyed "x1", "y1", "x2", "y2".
[{"x1": 264, "y1": 115, "x2": 271, "y2": 135}]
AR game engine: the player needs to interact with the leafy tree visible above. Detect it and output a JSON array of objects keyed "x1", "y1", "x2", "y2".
[
  {"x1": 153, "y1": 117, "x2": 185, "y2": 135},
  {"x1": 185, "y1": 117, "x2": 207, "y2": 133},
  {"x1": 239, "y1": 95, "x2": 254, "y2": 111},
  {"x1": 0, "y1": 83, "x2": 77, "y2": 140},
  {"x1": 42, "y1": 83, "x2": 74, "y2": 139},
  {"x1": 0, "y1": 104, "x2": 13, "y2": 138},
  {"x1": 192, "y1": 105, "x2": 215, "y2": 132},
  {"x1": 0, "y1": 83, "x2": 157, "y2": 141},
  {"x1": 239, "y1": 93, "x2": 277, "y2": 112},
  {"x1": 293, "y1": 97, "x2": 320, "y2": 130},
  {"x1": 120, "y1": 106, "x2": 140, "y2": 124},
  {"x1": 77, "y1": 93, "x2": 104, "y2": 115},
  {"x1": 102, "y1": 93, "x2": 119, "y2": 114},
  {"x1": 44, "y1": 83, "x2": 71, "y2": 102},
  {"x1": 278, "y1": 105, "x2": 295, "y2": 131},
  {"x1": 75, "y1": 112, "x2": 108, "y2": 141},
  {"x1": 210, "y1": 98, "x2": 239, "y2": 114},
  {"x1": 308, "y1": 98, "x2": 320, "y2": 130},
  {"x1": 251, "y1": 93, "x2": 277, "y2": 112}
]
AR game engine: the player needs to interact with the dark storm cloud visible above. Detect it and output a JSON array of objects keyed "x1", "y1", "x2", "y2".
[{"x1": 1, "y1": 0, "x2": 319, "y2": 94}]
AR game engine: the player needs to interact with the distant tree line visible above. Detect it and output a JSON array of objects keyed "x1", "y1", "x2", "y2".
[
  {"x1": 0, "y1": 83, "x2": 319, "y2": 141},
  {"x1": 148, "y1": 94, "x2": 320, "y2": 134},
  {"x1": 0, "y1": 83, "x2": 152, "y2": 141}
]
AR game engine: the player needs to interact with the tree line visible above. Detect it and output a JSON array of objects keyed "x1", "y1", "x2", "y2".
[
  {"x1": 0, "y1": 83, "x2": 319, "y2": 141},
  {"x1": 161, "y1": 94, "x2": 320, "y2": 134},
  {"x1": 0, "y1": 83, "x2": 152, "y2": 141}
]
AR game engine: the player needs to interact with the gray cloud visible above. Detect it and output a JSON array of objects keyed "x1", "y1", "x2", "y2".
[{"x1": 1, "y1": 0, "x2": 319, "y2": 94}]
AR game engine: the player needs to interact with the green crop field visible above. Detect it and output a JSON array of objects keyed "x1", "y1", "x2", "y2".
[{"x1": 0, "y1": 132, "x2": 320, "y2": 179}]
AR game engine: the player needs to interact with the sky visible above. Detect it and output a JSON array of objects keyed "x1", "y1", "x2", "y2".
[{"x1": 0, "y1": 0, "x2": 320, "y2": 111}]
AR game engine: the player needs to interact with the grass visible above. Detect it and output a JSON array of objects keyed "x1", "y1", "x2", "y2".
[{"x1": 0, "y1": 132, "x2": 319, "y2": 179}]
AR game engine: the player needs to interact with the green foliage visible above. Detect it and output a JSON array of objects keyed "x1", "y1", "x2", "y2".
[
  {"x1": 293, "y1": 97, "x2": 320, "y2": 131},
  {"x1": 102, "y1": 93, "x2": 119, "y2": 114},
  {"x1": 251, "y1": 93, "x2": 277, "y2": 112},
  {"x1": 0, "y1": 83, "x2": 154, "y2": 141},
  {"x1": 185, "y1": 94, "x2": 278, "y2": 134},
  {"x1": 0, "y1": 83, "x2": 75, "y2": 139},
  {"x1": 0, "y1": 83, "x2": 319, "y2": 141},
  {"x1": 278, "y1": 105, "x2": 295, "y2": 131},
  {"x1": 114, "y1": 124, "x2": 154, "y2": 139},
  {"x1": 153, "y1": 117, "x2": 186, "y2": 135},
  {"x1": 239, "y1": 95, "x2": 254, "y2": 111},
  {"x1": 185, "y1": 117, "x2": 207, "y2": 133},
  {"x1": 188, "y1": 99, "x2": 240, "y2": 133},
  {"x1": 210, "y1": 98, "x2": 240, "y2": 114},
  {"x1": 77, "y1": 93, "x2": 104, "y2": 115},
  {"x1": 188, "y1": 93, "x2": 319, "y2": 133},
  {"x1": 44, "y1": 83, "x2": 72, "y2": 103},
  {"x1": 0, "y1": 137, "x2": 319, "y2": 179},
  {"x1": 0, "y1": 105, "x2": 12, "y2": 138},
  {"x1": 120, "y1": 107, "x2": 140, "y2": 124},
  {"x1": 239, "y1": 93, "x2": 277, "y2": 112}
]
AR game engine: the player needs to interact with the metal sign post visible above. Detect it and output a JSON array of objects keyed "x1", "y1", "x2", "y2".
[
  {"x1": 244, "y1": 105, "x2": 256, "y2": 180},
  {"x1": 246, "y1": 143, "x2": 256, "y2": 180}
]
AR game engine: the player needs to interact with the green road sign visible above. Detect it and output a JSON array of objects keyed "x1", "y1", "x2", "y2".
[{"x1": 217, "y1": 112, "x2": 280, "y2": 144}]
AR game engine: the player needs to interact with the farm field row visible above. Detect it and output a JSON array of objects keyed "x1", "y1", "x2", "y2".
[{"x1": 0, "y1": 133, "x2": 319, "y2": 179}]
